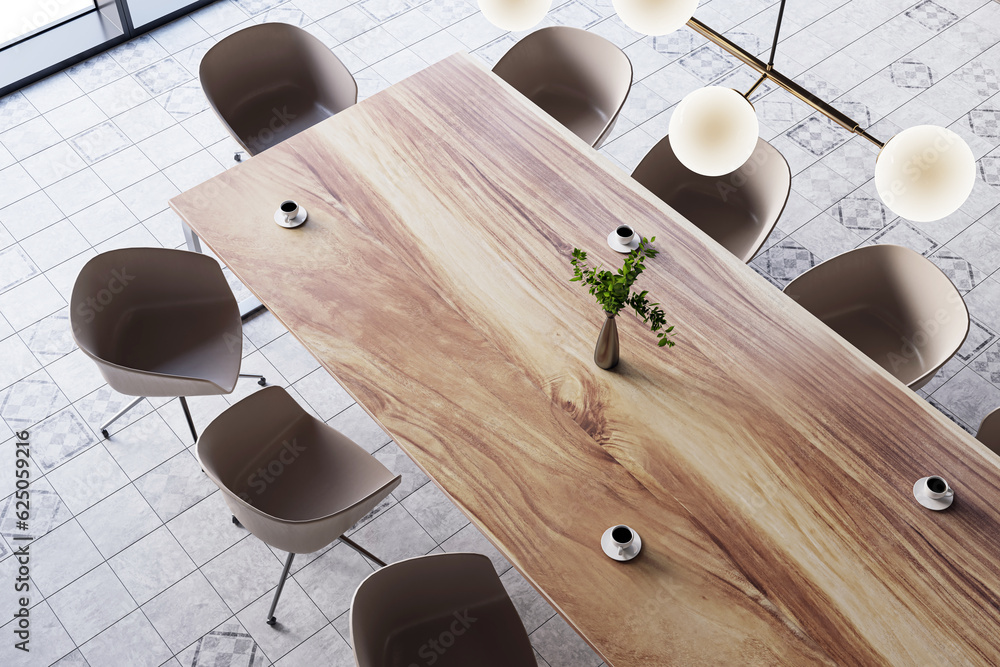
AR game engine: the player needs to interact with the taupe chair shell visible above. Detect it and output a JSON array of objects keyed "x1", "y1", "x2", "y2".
[
  {"x1": 632, "y1": 135, "x2": 791, "y2": 262},
  {"x1": 350, "y1": 553, "x2": 536, "y2": 667},
  {"x1": 493, "y1": 26, "x2": 632, "y2": 149},
  {"x1": 70, "y1": 248, "x2": 264, "y2": 440},
  {"x1": 783, "y1": 244, "x2": 969, "y2": 391},
  {"x1": 977, "y1": 408, "x2": 1000, "y2": 455},
  {"x1": 200, "y1": 23, "x2": 358, "y2": 156},
  {"x1": 198, "y1": 385, "x2": 401, "y2": 625}
]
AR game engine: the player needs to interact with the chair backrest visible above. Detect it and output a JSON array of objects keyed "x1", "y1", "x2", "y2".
[
  {"x1": 200, "y1": 23, "x2": 357, "y2": 154},
  {"x1": 350, "y1": 553, "x2": 537, "y2": 667},
  {"x1": 69, "y1": 247, "x2": 241, "y2": 396},
  {"x1": 978, "y1": 408, "x2": 1000, "y2": 456},
  {"x1": 493, "y1": 26, "x2": 632, "y2": 147},
  {"x1": 632, "y1": 135, "x2": 790, "y2": 262},
  {"x1": 783, "y1": 244, "x2": 969, "y2": 389},
  {"x1": 197, "y1": 386, "x2": 400, "y2": 553}
]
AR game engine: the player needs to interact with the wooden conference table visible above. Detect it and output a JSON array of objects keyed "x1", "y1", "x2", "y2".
[{"x1": 171, "y1": 53, "x2": 1000, "y2": 665}]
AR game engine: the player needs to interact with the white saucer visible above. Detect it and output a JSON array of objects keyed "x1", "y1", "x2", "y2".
[
  {"x1": 913, "y1": 478, "x2": 954, "y2": 511},
  {"x1": 601, "y1": 526, "x2": 642, "y2": 562},
  {"x1": 607, "y1": 231, "x2": 639, "y2": 254},
  {"x1": 274, "y1": 206, "x2": 308, "y2": 228}
]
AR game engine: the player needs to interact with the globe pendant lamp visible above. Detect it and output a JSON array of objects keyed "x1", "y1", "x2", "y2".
[
  {"x1": 479, "y1": 0, "x2": 552, "y2": 31},
  {"x1": 874, "y1": 125, "x2": 976, "y2": 223},
  {"x1": 613, "y1": 0, "x2": 699, "y2": 36},
  {"x1": 669, "y1": 86, "x2": 759, "y2": 177}
]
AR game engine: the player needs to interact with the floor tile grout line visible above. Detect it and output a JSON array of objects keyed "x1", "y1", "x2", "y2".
[
  {"x1": 37, "y1": 473, "x2": 148, "y2": 652},
  {"x1": 1, "y1": 0, "x2": 1000, "y2": 664},
  {"x1": 1, "y1": 105, "x2": 221, "y2": 220}
]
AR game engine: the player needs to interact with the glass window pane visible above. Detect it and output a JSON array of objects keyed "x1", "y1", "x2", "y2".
[{"x1": 0, "y1": 0, "x2": 96, "y2": 46}]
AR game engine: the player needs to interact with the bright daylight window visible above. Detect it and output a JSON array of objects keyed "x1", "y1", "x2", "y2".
[{"x1": 0, "y1": 0, "x2": 97, "y2": 48}]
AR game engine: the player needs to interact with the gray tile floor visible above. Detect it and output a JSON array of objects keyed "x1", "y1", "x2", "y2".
[{"x1": 0, "y1": 0, "x2": 998, "y2": 664}]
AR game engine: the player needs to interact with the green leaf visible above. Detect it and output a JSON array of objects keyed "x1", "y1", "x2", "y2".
[{"x1": 570, "y1": 239, "x2": 677, "y2": 350}]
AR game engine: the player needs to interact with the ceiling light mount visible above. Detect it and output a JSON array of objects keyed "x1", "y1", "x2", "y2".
[
  {"x1": 479, "y1": 0, "x2": 975, "y2": 220},
  {"x1": 686, "y1": 15, "x2": 885, "y2": 150}
]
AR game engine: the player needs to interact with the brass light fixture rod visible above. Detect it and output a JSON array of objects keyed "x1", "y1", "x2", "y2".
[
  {"x1": 743, "y1": 70, "x2": 770, "y2": 100},
  {"x1": 686, "y1": 11, "x2": 886, "y2": 149}
]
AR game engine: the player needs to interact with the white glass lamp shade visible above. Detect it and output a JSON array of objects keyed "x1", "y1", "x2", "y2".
[
  {"x1": 479, "y1": 0, "x2": 552, "y2": 31},
  {"x1": 874, "y1": 125, "x2": 976, "y2": 223},
  {"x1": 668, "y1": 86, "x2": 759, "y2": 177},
  {"x1": 613, "y1": 0, "x2": 698, "y2": 36}
]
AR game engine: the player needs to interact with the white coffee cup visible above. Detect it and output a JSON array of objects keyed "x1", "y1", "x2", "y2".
[
  {"x1": 615, "y1": 225, "x2": 634, "y2": 246},
  {"x1": 280, "y1": 200, "x2": 299, "y2": 223},
  {"x1": 610, "y1": 524, "x2": 634, "y2": 557},
  {"x1": 924, "y1": 476, "x2": 953, "y2": 500}
]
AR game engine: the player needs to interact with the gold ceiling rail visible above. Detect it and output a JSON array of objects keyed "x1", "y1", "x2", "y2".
[
  {"x1": 477, "y1": 0, "x2": 975, "y2": 220},
  {"x1": 686, "y1": 17, "x2": 886, "y2": 149}
]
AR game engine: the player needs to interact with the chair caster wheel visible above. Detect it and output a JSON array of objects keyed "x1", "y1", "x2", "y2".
[
  {"x1": 258, "y1": 378, "x2": 267, "y2": 386},
  {"x1": 266, "y1": 616, "x2": 277, "y2": 626},
  {"x1": 101, "y1": 429, "x2": 110, "y2": 439},
  {"x1": 232, "y1": 516, "x2": 242, "y2": 527}
]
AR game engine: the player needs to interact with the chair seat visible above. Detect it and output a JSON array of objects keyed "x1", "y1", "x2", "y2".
[
  {"x1": 382, "y1": 600, "x2": 535, "y2": 667},
  {"x1": 71, "y1": 248, "x2": 244, "y2": 398},
  {"x1": 783, "y1": 244, "x2": 969, "y2": 390},
  {"x1": 200, "y1": 23, "x2": 358, "y2": 157},
  {"x1": 198, "y1": 386, "x2": 400, "y2": 554},
  {"x1": 229, "y1": 84, "x2": 336, "y2": 153},
  {"x1": 108, "y1": 302, "x2": 241, "y2": 394},
  {"x1": 529, "y1": 84, "x2": 610, "y2": 146},
  {"x1": 977, "y1": 408, "x2": 1000, "y2": 455},
  {"x1": 240, "y1": 418, "x2": 389, "y2": 522},
  {"x1": 492, "y1": 27, "x2": 631, "y2": 149},
  {"x1": 658, "y1": 184, "x2": 764, "y2": 261},
  {"x1": 350, "y1": 553, "x2": 537, "y2": 667},
  {"x1": 631, "y1": 136, "x2": 790, "y2": 262},
  {"x1": 820, "y1": 305, "x2": 927, "y2": 386}
]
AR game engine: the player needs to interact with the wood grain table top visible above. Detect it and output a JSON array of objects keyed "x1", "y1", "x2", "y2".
[{"x1": 171, "y1": 53, "x2": 1000, "y2": 666}]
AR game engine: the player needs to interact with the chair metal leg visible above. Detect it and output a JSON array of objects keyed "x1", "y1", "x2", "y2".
[
  {"x1": 100, "y1": 396, "x2": 146, "y2": 438},
  {"x1": 238, "y1": 373, "x2": 267, "y2": 386},
  {"x1": 266, "y1": 552, "x2": 295, "y2": 626},
  {"x1": 240, "y1": 297, "x2": 266, "y2": 320},
  {"x1": 182, "y1": 221, "x2": 265, "y2": 320},
  {"x1": 179, "y1": 396, "x2": 198, "y2": 443},
  {"x1": 340, "y1": 535, "x2": 387, "y2": 568},
  {"x1": 182, "y1": 221, "x2": 202, "y2": 253}
]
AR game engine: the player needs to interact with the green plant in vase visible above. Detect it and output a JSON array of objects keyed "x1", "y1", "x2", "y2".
[{"x1": 570, "y1": 236, "x2": 675, "y2": 369}]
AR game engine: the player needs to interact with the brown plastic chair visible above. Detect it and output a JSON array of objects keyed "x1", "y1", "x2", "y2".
[
  {"x1": 632, "y1": 136, "x2": 791, "y2": 262},
  {"x1": 977, "y1": 408, "x2": 1000, "y2": 455},
  {"x1": 200, "y1": 23, "x2": 358, "y2": 156},
  {"x1": 493, "y1": 26, "x2": 632, "y2": 149},
  {"x1": 70, "y1": 248, "x2": 265, "y2": 442},
  {"x1": 350, "y1": 553, "x2": 536, "y2": 667},
  {"x1": 783, "y1": 244, "x2": 969, "y2": 390},
  {"x1": 198, "y1": 385, "x2": 401, "y2": 626}
]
